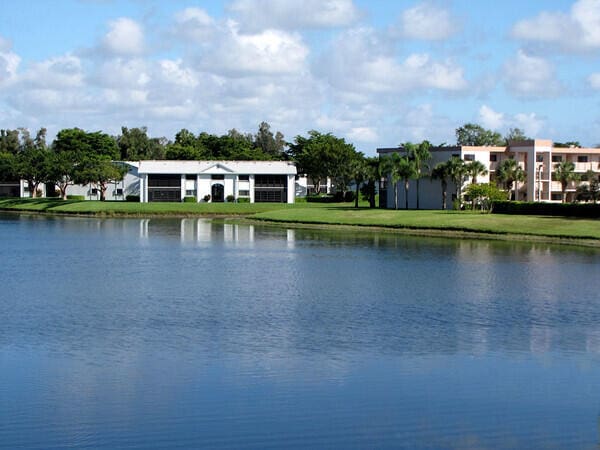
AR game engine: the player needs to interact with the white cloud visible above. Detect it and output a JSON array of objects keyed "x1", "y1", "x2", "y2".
[
  {"x1": 397, "y1": 2, "x2": 459, "y2": 40},
  {"x1": 173, "y1": 7, "x2": 215, "y2": 42},
  {"x1": 317, "y1": 28, "x2": 467, "y2": 95},
  {"x1": 93, "y1": 58, "x2": 150, "y2": 89},
  {"x1": 511, "y1": 0, "x2": 600, "y2": 52},
  {"x1": 588, "y1": 73, "x2": 600, "y2": 90},
  {"x1": 514, "y1": 112, "x2": 544, "y2": 136},
  {"x1": 200, "y1": 23, "x2": 309, "y2": 76},
  {"x1": 0, "y1": 36, "x2": 20, "y2": 87},
  {"x1": 21, "y1": 55, "x2": 83, "y2": 89},
  {"x1": 503, "y1": 50, "x2": 562, "y2": 99},
  {"x1": 227, "y1": 0, "x2": 361, "y2": 31},
  {"x1": 347, "y1": 126, "x2": 378, "y2": 143},
  {"x1": 478, "y1": 105, "x2": 504, "y2": 130},
  {"x1": 102, "y1": 18, "x2": 145, "y2": 56}
]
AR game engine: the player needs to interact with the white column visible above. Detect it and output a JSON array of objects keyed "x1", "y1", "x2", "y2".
[
  {"x1": 196, "y1": 175, "x2": 201, "y2": 202},
  {"x1": 287, "y1": 174, "x2": 295, "y2": 203},
  {"x1": 181, "y1": 174, "x2": 186, "y2": 201},
  {"x1": 249, "y1": 175, "x2": 255, "y2": 203},
  {"x1": 233, "y1": 176, "x2": 238, "y2": 201},
  {"x1": 20, "y1": 180, "x2": 25, "y2": 198},
  {"x1": 141, "y1": 174, "x2": 148, "y2": 202}
]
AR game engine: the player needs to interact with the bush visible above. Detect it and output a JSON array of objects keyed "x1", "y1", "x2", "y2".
[
  {"x1": 344, "y1": 191, "x2": 355, "y2": 202},
  {"x1": 126, "y1": 195, "x2": 140, "y2": 202},
  {"x1": 66, "y1": 195, "x2": 85, "y2": 200},
  {"x1": 203, "y1": 194, "x2": 211, "y2": 202},
  {"x1": 226, "y1": 194, "x2": 236, "y2": 202},
  {"x1": 237, "y1": 197, "x2": 250, "y2": 203},
  {"x1": 183, "y1": 196, "x2": 196, "y2": 203},
  {"x1": 306, "y1": 195, "x2": 336, "y2": 203},
  {"x1": 493, "y1": 201, "x2": 600, "y2": 218}
]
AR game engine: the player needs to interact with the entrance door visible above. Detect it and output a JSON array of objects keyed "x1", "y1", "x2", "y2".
[{"x1": 211, "y1": 183, "x2": 224, "y2": 202}]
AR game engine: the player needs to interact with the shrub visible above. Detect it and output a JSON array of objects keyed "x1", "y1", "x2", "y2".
[
  {"x1": 492, "y1": 201, "x2": 600, "y2": 218},
  {"x1": 237, "y1": 197, "x2": 250, "y2": 203},
  {"x1": 344, "y1": 191, "x2": 355, "y2": 202},
  {"x1": 203, "y1": 194, "x2": 211, "y2": 202},
  {"x1": 226, "y1": 194, "x2": 236, "y2": 203},
  {"x1": 126, "y1": 195, "x2": 140, "y2": 202},
  {"x1": 183, "y1": 196, "x2": 196, "y2": 203},
  {"x1": 306, "y1": 195, "x2": 336, "y2": 203},
  {"x1": 66, "y1": 195, "x2": 85, "y2": 200}
]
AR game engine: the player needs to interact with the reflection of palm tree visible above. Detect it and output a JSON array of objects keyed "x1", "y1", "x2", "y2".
[
  {"x1": 554, "y1": 161, "x2": 577, "y2": 203},
  {"x1": 431, "y1": 162, "x2": 450, "y2": 210},
  {"x1": 496, "y1": 158, "x2": 525, "y2": 200}
]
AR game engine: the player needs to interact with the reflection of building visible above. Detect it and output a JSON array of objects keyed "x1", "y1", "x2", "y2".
[
  {"x1": 133, "y1": 160, "x2": 296, "y2": 203},
  {"x1": 378, "y1": 139, "x2": 600, "y2": 209}
]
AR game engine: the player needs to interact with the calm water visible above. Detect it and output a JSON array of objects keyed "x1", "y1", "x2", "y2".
[{"x1": 1, "y1": 214, "x2": 600, "y2": 449}]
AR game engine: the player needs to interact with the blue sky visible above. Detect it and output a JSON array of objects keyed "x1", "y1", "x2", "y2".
[{"x1": 1, "y1": 0, "x2": 599, "y2": 153}]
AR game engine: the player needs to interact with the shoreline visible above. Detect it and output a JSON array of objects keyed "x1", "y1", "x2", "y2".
[{"x1": 2, "y1": 206, "x2": 600, "y2": 249}]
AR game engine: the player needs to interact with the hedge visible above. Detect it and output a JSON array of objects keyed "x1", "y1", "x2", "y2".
[
  {"x1": 66, "y1": 195, "x2": 85, "y2": 200},
  {"x1": 126, "y1": 195, "x2": 140, "y2": 202},
  {"x1": 493, "y1": 201, "x2": 600, "y2": 218},
  {"x1": 183, "y1": 196, "x2": 197, "y2": 203}
]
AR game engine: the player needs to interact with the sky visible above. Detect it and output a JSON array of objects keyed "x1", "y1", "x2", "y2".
[{"x1": 1, "y1": 0, "x2": 600, "y2": 154}]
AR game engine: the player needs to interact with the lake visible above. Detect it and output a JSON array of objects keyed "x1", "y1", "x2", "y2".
[{"x1": 1, "y1": 214, "x2": 600, "y2": 449}]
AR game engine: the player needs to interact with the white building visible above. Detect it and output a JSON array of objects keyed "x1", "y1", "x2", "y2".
[
  {"x1": 132, "y1": 160, "x2": 297, "y2": 203},
  {"x1": 378, "y1": 139, "x2": 600, "y2": 209}
]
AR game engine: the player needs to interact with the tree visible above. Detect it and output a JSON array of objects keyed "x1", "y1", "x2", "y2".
[
  {"x1": 381, "y1": 153, "x2": 416, "y2": 210},
  {"x1": 431, "y1": 161, "x2": 450, "y2": 210},
  {"x1": 287, "y1": 131, "x2": 358, "y2": 195},
  {"x1": 505, "y1": 128, "x2": 529, "y2": 142},
  {"x1": 255, "y1": 121, "x2": 285, "y2": 159},
  {"x1": 349, "y1": 155, "x2": 368, "y2": 208},
  {"x1": 16, "y1": 128, "x2": 50, "y2": 198},
  {"x1": 553, "y1": 160, "x2": 578, "y2": 203},
  {"x1": 403, "y1": 140, "x2": 431, "y2": 209},
  {"x1": 0, "y1": 129, "x2": 20, "y2": 154},
  {"x1": 456, "y1": 123, "x2": 504, "y2": 146},
  {"x1": 447, "y1": 156, "x2": 468, "y2": 209},
  {"x1": 363, "y1": 156, "x2": 382, "y2": 208},
  {"x1": 464, "y1": 183, "x2": 506, "y2": 213},
  {"x1": 75, "y1": 159, "x2": 127, "y2": 201},
  {"x1": 589, "y1": 172, "x2": 600, "y2": 203},
  {"x1": 118, "y1": 126, "x2": 166, "y2": 160},
  {"x1": 465, "y1": 160, "x2": 488, "y2": 209},
  {"x1": 0, "y1": 151, "x2": 17, "y2": 182},
  {"x1": 496, "y1": 158, "x2": 525, "y2": 200}
]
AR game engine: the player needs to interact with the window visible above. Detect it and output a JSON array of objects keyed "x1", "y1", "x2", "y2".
[
  {"x1": 489, "y1": 154, "x2": 497, "y2": 162},
  {"x1": 238, "y1": 190, "x2": 250, "y2": 196},
  {"x1": 463, "y1": 154, "x2": 475, "y2": 161},
  {"x1": 536, "y1": 154, "x2": 544, "y2": 162},
  {"x1": 90, "y1": 188, "x2": 98, "y2": 195},
  {"x1": 114, "y1": 188, "x2": 123, "y2": 196},
  {"x1": 551, "y1": 193, "x2": 562, "y2": 201},
  {"x1": 577, "y1": 155, "x2": 588, "y2": 163},
  {"x1": 552, "y1": 155, "x2": 562, "y2": 162},
  {"x1": 186, "y1": 189, "x2": 196, "y2": 196},
  {"x1": 211, "y1": 174, "x2": 225, "y2": 180},
  {"x1": 238, "y1": 175, "x2": 249, "y2": 181}
]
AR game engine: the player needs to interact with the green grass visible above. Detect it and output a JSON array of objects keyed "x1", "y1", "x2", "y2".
[
  {"x1": 253, "y1": 206, "x2": 600, "y2": 241},
  {"x1": 0, "y1": 197, "x2": 334, "y2": 216},
  {"x1": 1, "y1": 198, "x2": 599, "y2": 243}
]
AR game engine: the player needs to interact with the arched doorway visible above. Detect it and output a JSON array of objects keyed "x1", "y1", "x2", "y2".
[{"x1": 211, "y1": 183, "x2": 224, "y2": 202}]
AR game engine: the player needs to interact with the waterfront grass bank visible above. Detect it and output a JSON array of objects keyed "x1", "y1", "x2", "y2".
[{"x1": 1, "y1": 198, "x2": 599, "y2": 244}]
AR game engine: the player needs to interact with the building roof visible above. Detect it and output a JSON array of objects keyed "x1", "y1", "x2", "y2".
[{"x1": 131, "y1": 160, "x2": 297, "y2": 175}]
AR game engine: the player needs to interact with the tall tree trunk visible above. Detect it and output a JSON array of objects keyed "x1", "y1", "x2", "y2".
[
  {"x1": 442, "y1": 180, "x2": 447, "y2": 210},
  {"x1": 354, "y1": 183, "x2": 359, "y2": 208},
  {"x1": 394, "y1": 182, "x2": 398, "y2": 210},
  {"x1": 100, "y1": 185, "x2": 107, "y2": 201},
  {"x1": 416, "y1": 178, "x2": 420, "y2": 209},
  {"x1": 369, "y1": 182, "x2": 375, "y2": 208},
  {"x1": 404, "y1": 179, "x2": 409, "y2": 210}
]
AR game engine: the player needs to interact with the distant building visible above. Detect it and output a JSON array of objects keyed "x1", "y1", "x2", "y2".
[{"x1": 378, "y1": 139, "x2": 600, "y2": 209}]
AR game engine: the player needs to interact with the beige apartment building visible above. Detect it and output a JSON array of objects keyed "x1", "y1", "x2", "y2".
[{"x1": 378, "y1": 139, "x2": 600, "y2": 209}]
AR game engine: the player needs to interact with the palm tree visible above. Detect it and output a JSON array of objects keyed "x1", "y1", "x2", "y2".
[
  {"x1": 350, "y1": 156, "x2": 368, "y2": 208},
  {"x1": 380, "y1": 154, "x2": 400, "y2": 209},
  {"x1": 466, "y1": 160, "x2": 488, "y2": 184},
  {"x1": 446, "y1": 157, "x2": 467, "y2": 209},
  {"x1": 396, "y1": 156, "x2": 418, "y2": 210},
  {"x1": 403, "y1": 140, "x2": 431, "y2": 209},
  {"x1": 431, "y1": 161, "x2": 450, "y2": 210},
  {"x1": 496, "y1": 158, "x2": 525, "y2": 200},
  {"x1": 466, "y1": 160, "x2": 488, "y2": 209},
  {"x1": 554, "y1": 160, "x2": 577, "y2": 203}
]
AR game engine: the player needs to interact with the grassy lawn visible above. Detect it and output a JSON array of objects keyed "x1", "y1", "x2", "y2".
[
  {"x1": 253, "y1": 206, "x2": 600, "y2": 240},
  {"x1": 1, "y1": 198, "x2": 599, "y2": 242}
]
